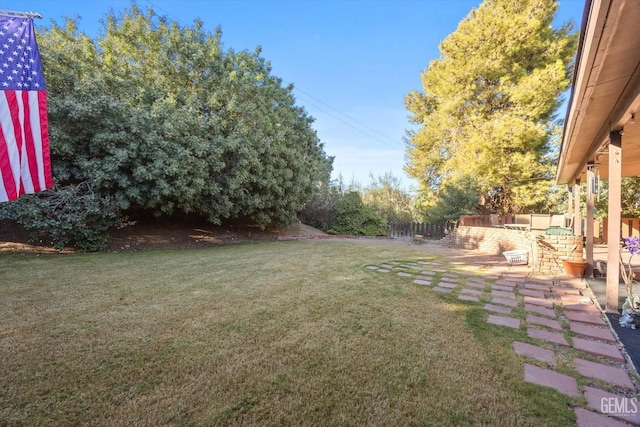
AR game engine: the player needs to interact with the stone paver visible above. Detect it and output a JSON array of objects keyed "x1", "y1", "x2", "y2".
[
  {"x1": 525, "y1": 303, "x2": 557, "y2": 318},
  {"x1": 491, "y1": 289, "x2": 516, "y2": 298},
  {"x1": 523, "y1": 363, "x2": 579, "y2": 396},
  {"x1": 572, "y1": 337, "x2": 626, "y2": 363},
  {"x1": 377, "y1": 269, "x2": 390, "y2": 273},
  {"x1": 413, "y1": 279, "x2": 431, "y2": 286},
  {"x1": 432, "y1": 286, "x2": 452, "y2": 293},
  {"x1": 584, "y1": 386, "x2": 640, "y2": 425},
  {"x1": 574, "y1": 407, "x2": 630, "y2": 427},
  {"x1": 527, "y1": 327, "x2": 569, "y2": 346},
  {"x1": 560, "y1": 295, "x2": 593, "y2": 307},
  {"x1": 573, "y1": 358, "x2": 636, "y2": 390},
  {"x1": 524, "y1": 296, "x2": 555, "y2": 308},
  {"x1": 518, "y1": 289, "x2": 545, "y2": 298},
  {"x1": 557, "y1": 279, "x2": 587, "y2": 289},
  {"x1": 570, "y1": 322, "x2": 616, "y2": 342},
  {"x1": 415, "y1": 275, "x2": 433, "y2": 281},
  {"x1": 487, "y1": 314, "x2": 520, "y2": 329},
  {"x1": 460, "y1": 288, "x2": 482, "y2": 295},
  {"x1": 491, "y1": 297, "x2": 519, "y2": 307},
  {"x1": 495, "y1": 279, "x2": 518, "y2": 287},
  {"x1": 397, "y1": 272, "x2": 413, "y2": 277},
  {"x1": 512, "y1": 341, "x2": 555, "y2": 365},
  {"x1": 526, "y1": 314, "x2": 563, "y2": 330},
  {"x1": 492, "y1": 284, "x2": 514, "y2": 292},
  {"x1": 564, "y1": 311, "x2": 607, "y2": 325},
  {"x1": 437, "y1": 281, "x2": 458, "y2": 289},
  {"x1": 458, "y1": 294, "x2": 479, "y2": 302},
  {"x1": 483, "y1": 303, "x2": 513, "y2": 314},
  {"x1": 553, "y1": 288, "x2": 582, "y2": 296},
  {"x1": 464, "y1": 281, "x2": 486, "y2": 289},
  {"x1": 527, "y1": 277, "x2": 553, "y2": 285},
  {"x1": 564, "y1": 303, "x2": 601, "y2": 314},
  {"x1": 524, "y1": 283, "x2": 551, "y2": 292}
]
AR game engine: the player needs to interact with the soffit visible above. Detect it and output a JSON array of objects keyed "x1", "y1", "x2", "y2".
[{"x1": 557, "y1": 0, "x2": 640, "y2": 184}]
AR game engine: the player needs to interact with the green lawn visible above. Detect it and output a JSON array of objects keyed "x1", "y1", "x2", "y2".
[{"x1": 0, "y1": 241, "x2": 577, "y2": 425}]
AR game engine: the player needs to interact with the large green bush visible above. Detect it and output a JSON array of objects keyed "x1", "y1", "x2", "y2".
[
  {"x1": 37, "y1": 3, "x2": 332, "y2": 229},
  {"x1": 327, "y1": 192, "x2": 387, "y2": 236},
  {"x1": 0, "y1": 183, "x2": 123, "y2": 251}
]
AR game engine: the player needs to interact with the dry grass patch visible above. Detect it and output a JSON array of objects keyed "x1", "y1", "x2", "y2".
[{"x1": 0, "y1": 241, "x2": 575, "y2": 425}]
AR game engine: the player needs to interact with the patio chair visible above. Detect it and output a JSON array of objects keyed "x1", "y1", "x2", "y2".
[
  {"x1": 566, "y1": 215, "x2": 574, "y2": 230},
  {"x1": 530, "y1": 214, "x2": 552, "y2": 230},
  {"x1": 550, "y1": 214, "x2": 567, "y2": 228},
  {"x1": 510, "y1": 214, "x2": 531, "y2": 230}
]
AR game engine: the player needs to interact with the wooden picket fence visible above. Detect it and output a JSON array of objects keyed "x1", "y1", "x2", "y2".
[{"x1": 386, "y1": 221, "x2": 457, "y2": 240}]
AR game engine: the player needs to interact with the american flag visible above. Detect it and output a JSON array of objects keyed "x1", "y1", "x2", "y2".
[{"x1": 0, "y1": 14, "x2": 52, "y2": 202}]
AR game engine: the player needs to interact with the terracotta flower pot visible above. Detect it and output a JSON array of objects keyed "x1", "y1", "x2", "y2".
[{"x1": 562, "y1": 259, "x2": 587, "y2": 278}]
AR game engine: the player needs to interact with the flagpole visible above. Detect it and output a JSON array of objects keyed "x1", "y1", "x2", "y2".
[{"x1": 0, "y1": 9, "x2": 43, "y2": 19}]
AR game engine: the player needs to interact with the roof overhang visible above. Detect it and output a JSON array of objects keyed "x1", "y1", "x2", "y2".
[{"x1": 556, "y1": 0, "x2": 640, "y2": 184}]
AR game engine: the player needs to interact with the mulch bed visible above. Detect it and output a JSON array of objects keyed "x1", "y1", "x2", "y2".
[{"x1": 605, "y1": 312, "x2": 640, "y2": 373}]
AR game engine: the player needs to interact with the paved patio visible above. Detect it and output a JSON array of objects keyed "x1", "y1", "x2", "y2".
[{"x1": 366, "y1": 244, "x2": 640, "y2": 426}]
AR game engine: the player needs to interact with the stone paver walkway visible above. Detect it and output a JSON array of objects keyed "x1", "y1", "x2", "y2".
[{"x1": 366, "y1": 254, "x2": 640, "y2": 426}]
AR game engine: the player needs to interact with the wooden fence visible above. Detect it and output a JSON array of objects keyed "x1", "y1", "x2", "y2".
[
  {"x1": 602, "y1": 217, "x2": 640, "y2": 243},
  {"x1": 387, "y1": 221, "x2": 457, "y2": 240}
]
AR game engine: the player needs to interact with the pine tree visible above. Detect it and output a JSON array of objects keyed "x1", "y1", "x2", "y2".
[{"x1": 405, "y1": 0, "x2": 577, "y2": 216}]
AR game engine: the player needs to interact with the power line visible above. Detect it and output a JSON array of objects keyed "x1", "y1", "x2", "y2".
[
  {"x1": 144, "y1": 0, "x2": 406, "y2": 152},
  {"x1": 143, "y1": 0, "x2": 187, "y2": 26},
  {"x1": 294, "y1": 91, "x2": 405, "y2": 152},
  {"x1": 293, "y1": 87, "x2": 405, "y2": 150}
]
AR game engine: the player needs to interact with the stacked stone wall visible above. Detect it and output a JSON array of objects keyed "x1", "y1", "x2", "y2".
[{"x1": 444, "y1": 226, "x2": 583, "y2": 275}]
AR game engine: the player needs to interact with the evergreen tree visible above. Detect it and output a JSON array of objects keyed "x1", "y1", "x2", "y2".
[{"x1": 405, "y1": 0, "x2": 577, "y2": 216}]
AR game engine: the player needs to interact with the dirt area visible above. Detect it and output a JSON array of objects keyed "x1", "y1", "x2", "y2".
[{"x1": 0, "y1": 218, "x2": 328, "y2": 253}]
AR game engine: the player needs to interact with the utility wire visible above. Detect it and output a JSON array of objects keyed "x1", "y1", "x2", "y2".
[
  {"x1": 294, "y1": 91, "x2": 404, "y2": 152},
  {"x1": 294, "y1": 87, "x2": 405, "y2": 149},
  {"x1": 143, "y1": 0, "x2": 184, "y2": 24},
  {"x1": 143, "y1": 0, "x2": 406, "y2": 153}
]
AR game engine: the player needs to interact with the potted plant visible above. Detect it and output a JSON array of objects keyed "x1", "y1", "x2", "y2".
[{"x1": 562, "y1": 258, "x2": 587, "y2": 278}]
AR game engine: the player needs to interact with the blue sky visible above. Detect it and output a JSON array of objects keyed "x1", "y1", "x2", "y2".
[{"x1": 3, "y1": 0, "x2": 585, "y2": 189}]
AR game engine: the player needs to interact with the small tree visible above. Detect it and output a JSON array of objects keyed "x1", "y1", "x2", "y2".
[
  {"x1": 328, "y1": 192, "x2": 387, "y2": 236},
  {"x1": 425, "y1": 175, "x2": 481, "y2": 222},
  {"x1": 362, "y1": 172, "x2": 416, "y2": 223},
  {"x1": 298, "y1": 174, "x2": 359, "y2": 231}
]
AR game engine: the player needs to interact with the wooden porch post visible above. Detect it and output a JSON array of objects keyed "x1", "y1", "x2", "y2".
[
  {"x1": 573, "y1": 179, "x2": 581, "y2": 236},
  {"x1": 606, "y1": 131, "x2": 622, "y2": 312},
  {"x1": 568, "y1": 185, "x2": 574, "y2": 227},
  {"x1": 586, "y1": 163, "x2": 595, "y2": 278}
]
